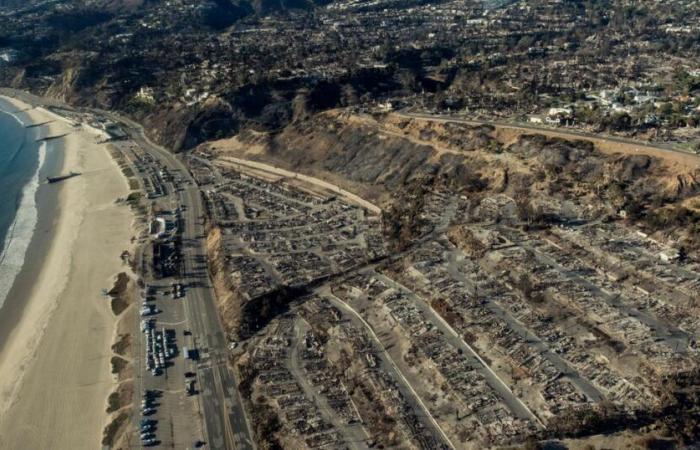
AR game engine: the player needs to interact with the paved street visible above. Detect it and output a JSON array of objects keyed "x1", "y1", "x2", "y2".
[
  {"x1": 444, "y1": 248, "x2": 606, "y2": 403},
  {"x1": 110, "y1": 114, "x2": 255, "y2": 450},
  {"x1": 288, "y1": 318, "x2": 371, "y2": 450},
  {"x1": 504, "y1": 226, "x2": 692, "y2": 353},
  {"x1": 370, "y1": 271, "x2": 542, "y2": 426},
  {"x1": 320, "y1": 289, "x2": 456, "y2": 449}
]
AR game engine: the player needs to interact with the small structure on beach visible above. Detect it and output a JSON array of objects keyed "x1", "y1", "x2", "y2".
[{"x1": 46, "y1": 172, "x2": 80, "y2": 183}]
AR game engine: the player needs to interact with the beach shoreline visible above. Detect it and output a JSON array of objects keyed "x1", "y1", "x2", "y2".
[
  {"x1": 0, "y1": 95, "x2": 136, "y2": 449},
  {"x1": 0, "y1": 99, "x2": 63, "y2": 380}
]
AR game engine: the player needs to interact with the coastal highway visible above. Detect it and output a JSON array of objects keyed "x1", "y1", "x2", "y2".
[
  {"x1": 110, "y1": 112, "x2": 255, "y2": 450},
  {"x1": 0, "y1": 86, "x2": 256, "y2": 449},
  {"x1": 178, "y1": 180, "x2": 255, "y2": 450}
]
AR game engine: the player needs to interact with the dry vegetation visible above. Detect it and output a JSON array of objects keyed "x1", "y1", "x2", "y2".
[
  {"x1": 109, "y1": 272, "x2": 132, "y2": 316},
  {"x1": 202, "y1": 110, "x2": 700, "y2": 255}
]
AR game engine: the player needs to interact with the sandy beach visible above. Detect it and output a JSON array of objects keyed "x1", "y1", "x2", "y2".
[{"x1": 0, "y1": 96, "x2": 135, "y2": 449}]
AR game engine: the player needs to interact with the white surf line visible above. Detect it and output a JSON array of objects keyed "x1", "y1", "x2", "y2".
[
  {"x1": 0, "y1": 108, "x2": 27, "y2": 127},
  {"x1": 0, "y1": 141, "x2": 46, "y2": 309}
]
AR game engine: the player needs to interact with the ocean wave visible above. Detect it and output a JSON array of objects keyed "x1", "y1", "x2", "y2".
[
  {"x1": 0, "y1": 140, "x2": 47, "y2": 310},
  {"x1": 0, "y1": 107, "x2": 27, "y2": 128},
  {"x1": 0, "y1": 108, "x2": 28, "y2": 166}
]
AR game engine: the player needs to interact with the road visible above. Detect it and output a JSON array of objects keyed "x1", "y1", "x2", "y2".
[
  {"x1": 444, "y1": 249, "x2": 605, "y2": 403},
  {"x1": 217, "y1": 156, "x2": 382, "y2": 214},
  {"x1": 397, "y1": 112, "x2": 700, "y2": 161},
  {"x1": 320, "y1": 289, "x2": 456, "y2": 450},
  {"x1": 111, "y1": 112, "x2": 255, "y2": 450},
  {"x1": 288, "y1": 318, "x2": 370, "y2": 450},
  {"x1": 505, "y1": 226, "x2": 692, "y2": 353},
  {"x1": 370, "y1": 271, "x2": 544, "y2": 428},
  {"x1": 178, "y1": 182, "x2": 255, "y2": 450}
]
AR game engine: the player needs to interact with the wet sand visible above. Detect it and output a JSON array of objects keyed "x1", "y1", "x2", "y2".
[{"x1": 0, "y1": 96, "x2": 135, "y2": 449}]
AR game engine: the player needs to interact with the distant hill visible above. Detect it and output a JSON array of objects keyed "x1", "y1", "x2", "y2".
[
  {"x1": 96, "y1": 0, "x2": 330, "y2": 16},
  {"x1": 0, "y1": 0, "x2": 329, "y2": 20},
  {"x1": 243, "y1": 0, "x2": 333, "y2": 15},
  {"x1": 194, "y1": 0, "x2": 332, "y2": 23},
  {"x1": 92, "y1": 0, "x2": 148, "y2": 11},
  {"x1": 0, "y1": 0, "x2": 29, "y2": 7}
]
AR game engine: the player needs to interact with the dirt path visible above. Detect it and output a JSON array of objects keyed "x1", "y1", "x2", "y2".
[
  {"x1": 397, "y1": 113, "x2": 700, "y2": 170},
  {"x1": 216, "y1": 156, "x2": 382, "y2": 214}
]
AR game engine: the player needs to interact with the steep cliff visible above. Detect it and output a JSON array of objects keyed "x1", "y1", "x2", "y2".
[{"x1": 203, "y1": 110, "x2": 700, "y2": 246}]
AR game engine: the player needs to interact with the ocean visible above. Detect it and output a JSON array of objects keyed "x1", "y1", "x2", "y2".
[{"x1": 0, "y1": 100, "x2": 45, "y2": 309}]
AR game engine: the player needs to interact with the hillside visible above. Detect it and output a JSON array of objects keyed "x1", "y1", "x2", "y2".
[
  {"x1": 200, "y1": 110, "x2": 700, "y2": 253},
  {"x1": 3, "y1": 0, "x2": 699, "y2": 155}
]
